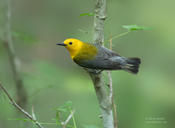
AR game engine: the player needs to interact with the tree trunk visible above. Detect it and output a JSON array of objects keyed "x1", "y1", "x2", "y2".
[{"x1": 88, "y1": 0, "x2": 114, "y2": 128}]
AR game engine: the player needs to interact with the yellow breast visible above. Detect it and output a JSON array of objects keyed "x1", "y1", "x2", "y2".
[{"x1": 73, "y1": 43, "x2": 98, "y2": 60}]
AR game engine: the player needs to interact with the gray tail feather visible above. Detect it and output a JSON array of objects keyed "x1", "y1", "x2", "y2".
[{"x1": 124, "y1": 57, "x2": 141, "y2": 74}]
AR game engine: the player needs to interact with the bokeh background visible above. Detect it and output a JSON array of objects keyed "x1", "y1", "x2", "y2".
[{"x1": 0, "y1": 0, "x2": 175, "y2": 128}]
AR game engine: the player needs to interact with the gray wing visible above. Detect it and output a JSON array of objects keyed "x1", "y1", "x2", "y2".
[
  {"x1": 74, "y1": 46, "x2": 127, "y2": 70},
  {"x1": 96, "y1": 45, "x2": 120, "y2": 58}
]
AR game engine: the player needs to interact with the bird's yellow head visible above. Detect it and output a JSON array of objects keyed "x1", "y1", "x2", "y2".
[{"x1": 57, "y1": 38, "x2": 83, "y2": 59}]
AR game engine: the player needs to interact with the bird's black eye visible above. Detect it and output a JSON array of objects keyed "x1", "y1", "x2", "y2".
[{"x1": 69, "y1": 42, "x2": 73, "y2": 45}]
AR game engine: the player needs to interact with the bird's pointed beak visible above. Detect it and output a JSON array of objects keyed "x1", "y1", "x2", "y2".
[{"x1": 56, "y1": 43, "x2": 67, "y2": 46}]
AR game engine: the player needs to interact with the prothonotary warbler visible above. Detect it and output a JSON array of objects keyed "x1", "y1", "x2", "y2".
[{"x1": 57, "y1": 38, "x2": 141, "y2": 74}]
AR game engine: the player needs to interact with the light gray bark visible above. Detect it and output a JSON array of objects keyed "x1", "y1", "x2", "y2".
[
  {"x1": 88, "y1": 0, "x2": 114, "y2": 128},
  {"x1": 89, "y1": 74, "x2": 114, "y2": 128}
]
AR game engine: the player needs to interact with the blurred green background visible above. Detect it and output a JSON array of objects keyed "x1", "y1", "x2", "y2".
[{"x1": 0, "y1": 0, "x2": 175, "y2": 128}]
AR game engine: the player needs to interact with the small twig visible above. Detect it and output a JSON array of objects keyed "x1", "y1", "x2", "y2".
[
  {"x1": 71, "y1": 109, "x2": 77, "y2": 128},
  {"x1": 108, "y1": 31, "x2": 130, "y2": 42},
  {"x1": 0, "y1": 82, "x2": 44, "y2": 128},
  {"x1": 32, "y1": 106, "x2": 37, "y2": 120},
  {"x1": 108, "y1": 39, "x2": 113, "y2": 104},
  {"x1": 61, "y1": 109, "x2": 75, "y2": 128},
  {"x1": 107, "y1": 39, "x2": 118, "y2": 128},
  {"x1": 112, "y1": 101, "x2": 117, "y2": 128},
  {"x1": 103, "y1": 31, "x2": 130, "y2": 49}
]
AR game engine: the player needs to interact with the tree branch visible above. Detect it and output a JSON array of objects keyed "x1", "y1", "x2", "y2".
[
  {"x1": 93, "y1": 0, "x2": 107, "y2": 45},
  {"x1": 0, "y1": 82, "x2": 44, "y2": 128},
  {"x1": 88, "y1": 0, "x2": 115, "y2": 128},
  {"x1": 2, "y1": 0, "x2": 27, "y2": 107},
  {"x1": 107, "y1": 71, "x2": 113, "y2": 103}
]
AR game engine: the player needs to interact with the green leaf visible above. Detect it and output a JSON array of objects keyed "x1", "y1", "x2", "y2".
[
  {"x1": 55, "y1": 112, "x2": 60, "y2": 121},
  {"x1": 80, "y1": 13, "x2": 94, "y2": 17},
  {"x1": 55, "y1": 101, "x2": 73, "y2": 113},
  {"x1": 56, "y1": 107, "x2": 68, "y2": 113},
  {"x1": 65, "y1": 100, "x2": 73, "y2": 107},
  {"x1": 122, "y1": 25, "x2": 149, "y2": 31},
  {"x1": 55, "y1": 112, "x2": 62, "y2": 126}
]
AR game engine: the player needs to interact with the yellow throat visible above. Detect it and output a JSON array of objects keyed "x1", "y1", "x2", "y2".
[{"x1": 63, "y1": 38, "x2": 83, "y2": 59}]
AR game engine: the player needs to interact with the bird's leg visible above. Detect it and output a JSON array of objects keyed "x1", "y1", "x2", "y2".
[{"x1": 83, "y1": 68, "x2": 102, "y2": 74}]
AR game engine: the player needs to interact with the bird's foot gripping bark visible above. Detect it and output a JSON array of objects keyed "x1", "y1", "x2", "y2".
[{"x1": 84, "y1": 68, "x2": 102, "y2": 74}]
